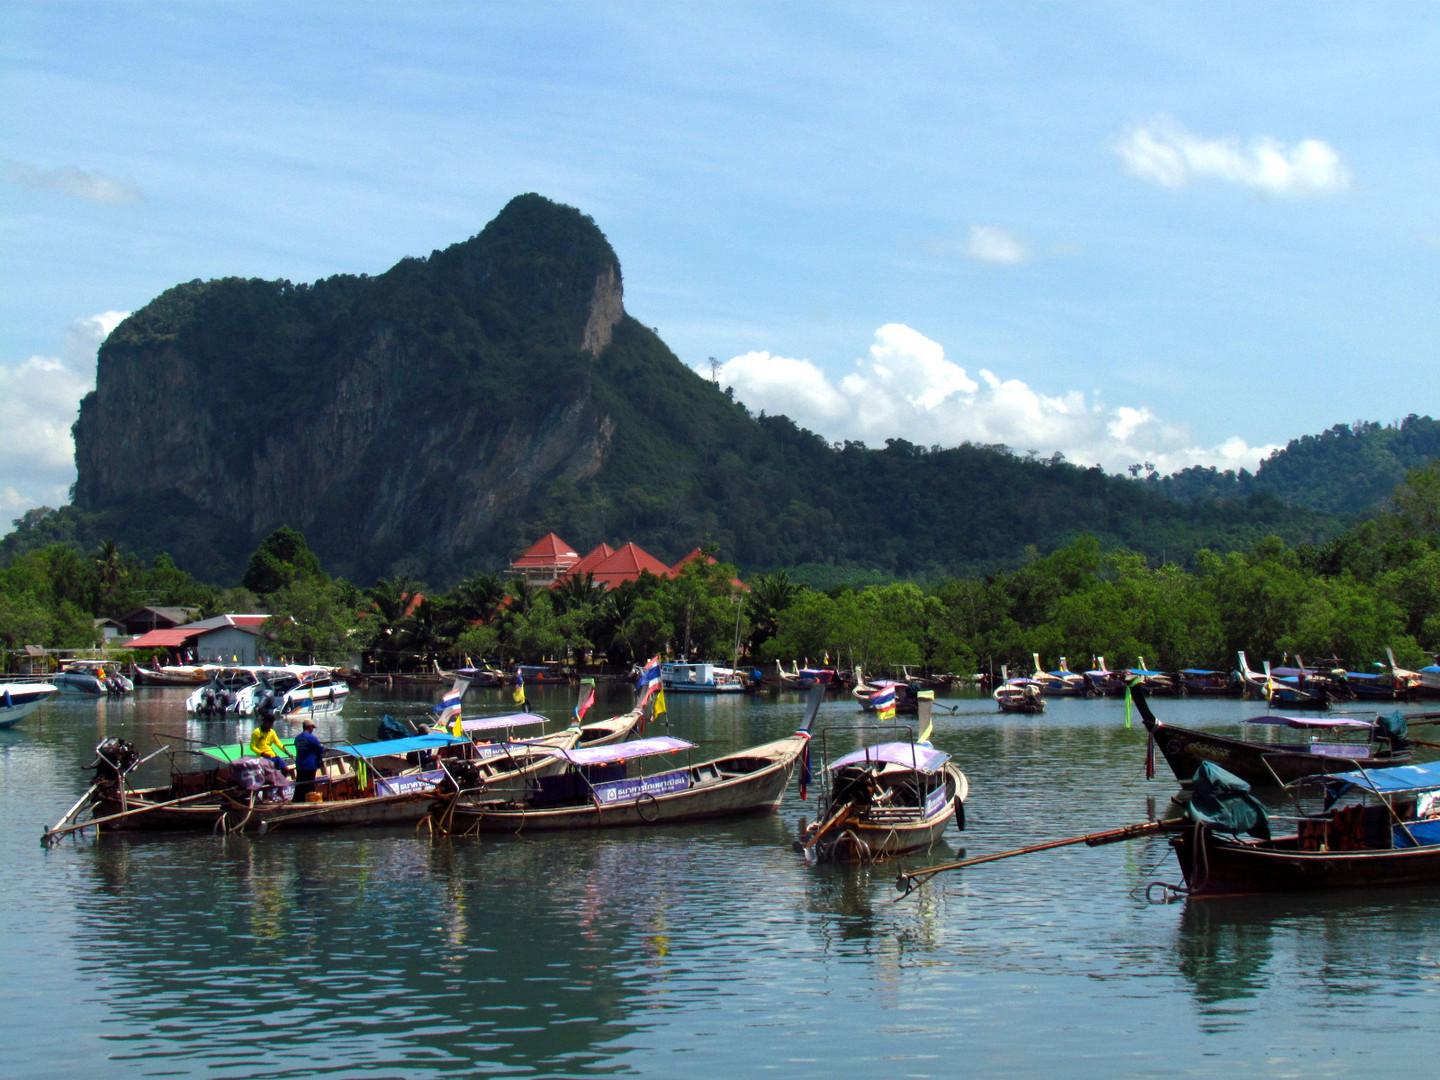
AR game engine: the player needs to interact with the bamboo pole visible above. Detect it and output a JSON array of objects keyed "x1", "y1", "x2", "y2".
[
  {"x1": 894, "y1": 817, "x2": 1183, "y2": 899},
  {"x1": 42, "y1": 788, "x2": 225, "y2": 845}
]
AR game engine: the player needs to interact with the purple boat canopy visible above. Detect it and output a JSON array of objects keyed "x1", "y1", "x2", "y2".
[
  {"x1": 459, "y1": 711, "x2": 548, "y2": 733},
  {"x1": 1241, "y1": 715, "x2": 1373, "y2": 729},
  {"x1": 545, "y1": 735, "x2": 697, "y2": 767},
  {"x1": 828, "y1": 742, "x2": 950, "y2": 774}
]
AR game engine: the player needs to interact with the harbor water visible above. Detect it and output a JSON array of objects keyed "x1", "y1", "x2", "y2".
[{"x1": 3, "y1": 683, "x2": 1436, "y2": 1078}]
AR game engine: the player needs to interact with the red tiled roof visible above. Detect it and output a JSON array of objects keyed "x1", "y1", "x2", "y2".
[
  {"x1": 126, "y1": 628, "x2": 204, "y2": 648},
  {"x1": 511, "y1": 532, "x2": 580, "y2": 570},
  {"x1": 569, "y1": 543, "x2": 616, "y2": 576},
  {"x1": 588, "y1": 542, "x2": 673, "y2": 588}
]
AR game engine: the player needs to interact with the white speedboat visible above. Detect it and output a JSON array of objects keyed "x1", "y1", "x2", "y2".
[
  {"x1": 187, "y1": 665, "x2": 349, "y2": 718},
  {"x1": 0, "y1": 681, "x2": 60, "y2": 728},
  {"x1": 52, "y1": 660, "x2": 133, "y2": 695}
]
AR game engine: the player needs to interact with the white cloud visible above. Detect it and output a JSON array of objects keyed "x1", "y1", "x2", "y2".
[
  {"x1": 3, "y1": 160, "x2": 145, "y2": 205},
  {"x1": 705, "y1": 324, "x2": 1280, "y2": 476},
  {"x1": 1114, "y1": 115, "x2": 1352, "y2": 197},
  {"x1": 965, "y1": 225, "x2": 1033, "y2": 265},
  {"x1": 0, "y1": 311, "x2": 127, "y2": 520}
]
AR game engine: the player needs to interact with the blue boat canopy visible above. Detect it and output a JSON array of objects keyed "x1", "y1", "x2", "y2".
[
  {"x1": 1323, "y1": 761, "x2": 1440, "y2": 797},
  {"x1": 829, "y1": 742, "x2": 950, "y2": 774},
  {"x1": 545, "y1": 735, "x2": 696, "y2": 767},
  {"x1": 337, "y1": 733, "x2": 472, "y2": 759}
]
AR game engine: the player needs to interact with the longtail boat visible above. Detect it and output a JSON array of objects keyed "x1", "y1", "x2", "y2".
[
  {"x1": 1164, "y1": 760, "x2": 1440, "y2": 895},
  {"x1": 1132, "y1": 684, "x2": 1410, "y2": 786},
  {"x1": 433, "y1": 687, "x2": 824, "y2": 835},
  {"x1": 799, "y1": 743, "x2": 967, "y2": 863}
]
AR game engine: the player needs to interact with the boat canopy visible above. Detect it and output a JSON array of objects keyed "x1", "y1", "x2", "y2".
[
  {"x1": 1322, "y1": 761, "x2": 1440, "y2": 798},
  {"x1": 545, "y1": 735, "x2": 696, "y2": 767},
  {"x1": 337, "y1": 733, "x2": 471, "y2": 759},
  {"x1": 199, "y1": 739, "x2": 298, "y2": 763},
  {"x1": 829, "y1": 742, "x2": 950, "y2": 774},
  {"x1": 459, "y1": 711, "x2": 547, "y2": 734},
  {"x1": 1185, "y1": 761, "x2": 1271, "y2": 839},
  {"x1": 1241, "y1": 715, "x2": 1372, "y2": 729}
]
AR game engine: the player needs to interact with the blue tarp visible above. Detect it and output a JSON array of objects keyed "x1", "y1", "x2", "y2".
[
  {"x1": 1324, "y1": 761, "x2": 1440, "y2": 797},
  {"x1": 338, "y1": 733, "x2": 471, "y2": 759}
]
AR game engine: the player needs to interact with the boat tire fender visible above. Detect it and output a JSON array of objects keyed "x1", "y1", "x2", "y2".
[{"x1": 954, "y1": 797, "x2": 966, "y2": 832}]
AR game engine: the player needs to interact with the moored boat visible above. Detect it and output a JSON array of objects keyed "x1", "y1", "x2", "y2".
[
  {"x1": 0, "y1": 681, "x2": 59, "y2": 728},
  {"x1": 660, "y1": 661, "x2": 749, "y2": 693},
  {"x1": 52, "y1": 660, "x2": 133, "y2": 696},
  {"x1": 1131, "y1": 684, "x2": 1411, "y2": 787},
  {"x1": 993, "y1": 677, "x2": 1045, "y2": 714},
  {"x1": 799, "y1": 699, "x2": 968, "y2": 863},
  {"x1": 185, "y1": 665, "x2": 349, "y2": 719},
  {"x1": 1165, "y1": 760, "x2": 1440, "y2": 895}
]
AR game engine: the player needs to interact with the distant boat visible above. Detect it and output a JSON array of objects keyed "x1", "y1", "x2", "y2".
[
  {"x1": 851, "y1": 667, "x2": 918, "y2": 714},
  {"x1": 660, "y1": 661, "x2": 749, "y2": 693},
  {"x1": 132, "y1": 664, "x2": 215, "y2": 687},
  {"x1": 0, "y1": 681, "x2": 59, "y2": 729},
  {"x1": 1031, "y1": 654, "x2": 1090, "y2": 697},
  {"x1": 1177, "y1": 668, "x2": 1240, "y2": 696},
  {"x1": 53, "y1": 660, "x2": 133, "y2": 696},
  {"x1": 993, "y1": 677, "x2": 1045, "y2": 714},
  {"x1": 1083, "y1": 657, "x2": 1127, "y2": 697}
]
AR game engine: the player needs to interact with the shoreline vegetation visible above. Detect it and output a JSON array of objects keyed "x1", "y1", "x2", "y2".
[{"x1": 2, "y1": 460, "x2": 1437, "y2": 678}]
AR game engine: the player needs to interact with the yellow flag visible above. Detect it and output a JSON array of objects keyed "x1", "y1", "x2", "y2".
[{"x1": 654, "y1": 688, "x2": 667, "y2": 718}]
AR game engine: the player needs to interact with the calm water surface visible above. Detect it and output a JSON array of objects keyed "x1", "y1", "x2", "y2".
[{"x1": 3, "y1": 684, "x2": 1437, "y2": 1078}]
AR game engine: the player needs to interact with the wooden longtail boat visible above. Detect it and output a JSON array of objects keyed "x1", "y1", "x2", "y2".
[
  {"x1": 800, "y1": 740, "x2": 967, "y2": 863},
  {"x1": 432, "y1": 734, "x2": 807, "y2": 833},
  {"x1": 1132, "y1": 685, "x2": 1410, "y2": 786},
  {"x1": 1166, "y1": 761, "x2": 1440, "y2": 895},
  {"x1": 433, "y1": 687, "x2": 825, "y2": 835},
  {"x1": 994, "y1": 678, "x2": 1045, "y2": 714}
]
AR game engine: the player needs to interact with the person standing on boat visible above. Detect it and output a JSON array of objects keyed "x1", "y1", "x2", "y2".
[
  {"x1": 292, "y1": 718, "x2": 326, "y2": 800},
  {"x1": 249, "y1": 715, "x2": 289, "y2": 770}
]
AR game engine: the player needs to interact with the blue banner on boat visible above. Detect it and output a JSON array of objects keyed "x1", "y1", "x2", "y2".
[
  {"x1": 592, "y1": 769, "x2": 692, "y2": 804},
  {"x1": 374, "y1": 769, "x2": 446, "y2": 796},
  {"x1": 924, "y1": 784, "x2": 949, "y2": 818}
]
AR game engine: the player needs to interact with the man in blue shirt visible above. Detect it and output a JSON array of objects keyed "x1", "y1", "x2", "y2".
[{"x1": 293, "y1": 718, "x2": 326, "y2": 801}]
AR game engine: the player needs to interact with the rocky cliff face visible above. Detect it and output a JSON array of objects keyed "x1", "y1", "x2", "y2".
[{"x1": 72, "y1": 195, "x2": 627, "y2": 582}]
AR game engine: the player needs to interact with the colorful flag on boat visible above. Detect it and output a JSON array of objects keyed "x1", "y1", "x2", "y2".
[
  {"x1": 653, "y1": 687, "x2": 668, "y2": 720},
  {"x1": 871, "y1": 683, "x2": 897, "y2": 721},
  {"x1": 433, "y1": 676, "x2": 468, "y2": 735},
  {"x1": 512, "y1": 668, "x2": 526, "y2": 707},
  {"x1": 575, "y1": 679, "x2": 596, "y2": 721},
  {"x1": 636, "y1": 655, "x2": 661, "y2": 707}
]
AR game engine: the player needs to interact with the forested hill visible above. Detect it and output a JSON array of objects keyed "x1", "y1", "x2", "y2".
[
  {"x1": 43, "y1": 193, "x2": 1384, "y2": 585},
  {"x1": 1149, "y1": 416, "x2": 1440, "y2": 514}
]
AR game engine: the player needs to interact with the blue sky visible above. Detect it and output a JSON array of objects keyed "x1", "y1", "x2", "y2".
[{"x1": 3, "y1": 2, "x2": 1436, "y2": 518}]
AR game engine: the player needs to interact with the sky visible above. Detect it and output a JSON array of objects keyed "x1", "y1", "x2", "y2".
[{"x1": 2, "y1": 2, "x2": 1437, "y2": 520}]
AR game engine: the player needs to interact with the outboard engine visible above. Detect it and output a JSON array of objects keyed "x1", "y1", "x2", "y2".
[
  {"x1": 439, "y1": 758, "x2": 482, "y2": 794},
  {"x1": 93, "y1": 738, "x2": 140, "y2": 782}
]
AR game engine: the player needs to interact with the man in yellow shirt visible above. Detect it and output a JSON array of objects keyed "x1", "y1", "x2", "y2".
[{"x1": 249, "y1": 715, "x2": 288, "y2": 768}]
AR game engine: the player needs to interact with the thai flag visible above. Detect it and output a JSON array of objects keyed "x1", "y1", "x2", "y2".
[
  {"x1": 433, "y1": 676, "x2": 469, "y2": 731},
  {"x1": 636, "y1": 656, "x2": 661, "y2": 703},
  {"x1": 871, "y1": 683, "x2": 897, "y2": 720}
]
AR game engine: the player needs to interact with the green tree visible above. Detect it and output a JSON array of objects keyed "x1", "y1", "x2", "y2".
[{"x1": 242, "y1": 527, "x2": 324, "y2": 596}]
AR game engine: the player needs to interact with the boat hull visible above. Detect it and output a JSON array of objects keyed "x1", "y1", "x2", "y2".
[
  {"x1": 1145, "y1": 720, "x2": 1404, "y2": 786},
  {"x1": 1170, "y1": 830, "x2": 1440, "y2": 895},
  {"x1": 0, "y1": 682, "x2": 59, "y2": 728}
]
